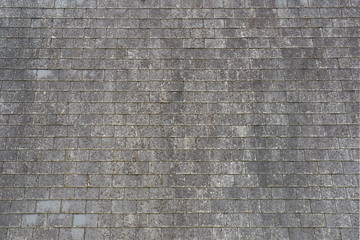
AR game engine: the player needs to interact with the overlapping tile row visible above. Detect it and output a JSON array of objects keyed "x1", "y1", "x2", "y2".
[{"x1": 0, "y1": 0, "x2": 359, "y2": 239}]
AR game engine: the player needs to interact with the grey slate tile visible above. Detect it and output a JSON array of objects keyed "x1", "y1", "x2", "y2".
[{"x1": 0, "y1": 0, "x2": 358, "y2": 237}]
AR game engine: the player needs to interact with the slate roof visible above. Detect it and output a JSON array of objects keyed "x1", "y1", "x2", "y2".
[{"x1": 0, "y1": 0, "x2": 359, "y2": 239}]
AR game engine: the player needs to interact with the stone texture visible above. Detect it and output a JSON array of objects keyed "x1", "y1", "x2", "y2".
[{"x1": 0, "y1": 0, "x2": 359, "y2": 239}]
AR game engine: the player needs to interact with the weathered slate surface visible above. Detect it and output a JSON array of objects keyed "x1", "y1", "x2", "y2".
[{"x1": 0, "y1": 0, "x2": 359, "y2": 239}]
